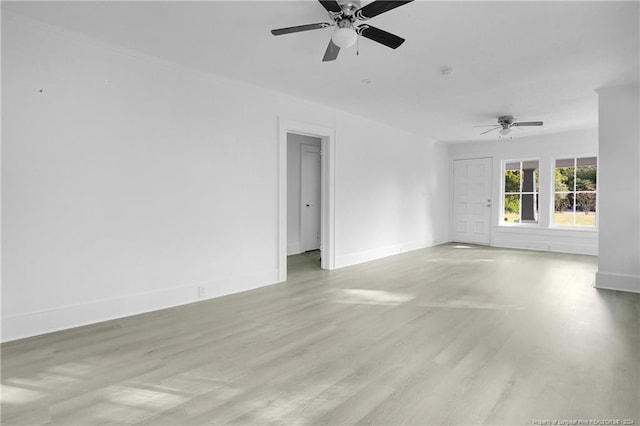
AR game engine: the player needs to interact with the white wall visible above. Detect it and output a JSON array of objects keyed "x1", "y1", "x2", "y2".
[
  {"x1": 286, "y1": 133, "x2": 321, "y2": 255},
  {"x1": 595, "y1": 85, "x2": 640, "y2": 293},
  {"x1": 449, "y1": 128, "x2": 599, "y2": 255},
  {"x1": 1, "y1": 15, "x2": 450, "y2": 341},
  {"x1": 333, "y1": 113, "x2": 450, "y2": 268}
]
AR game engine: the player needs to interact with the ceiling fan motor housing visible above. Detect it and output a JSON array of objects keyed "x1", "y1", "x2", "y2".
[
  {"x1": 498, "y1": 115, "x2": 516, "y2": 128},
  {"x1": 336, "y1": 0, "x2": 361, "y2": 17},
  {"x1": 337, "y1": 18, "x2": 354, "y2": 29}
]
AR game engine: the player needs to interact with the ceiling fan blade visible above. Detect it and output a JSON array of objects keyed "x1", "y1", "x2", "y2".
[
  {"x1": 318, "y1": 0, "x2": 343, "y2": 14},
  {"x1": 480, "y1": 126, "x2": 500, "y2": 135},
  {"x1": 322, "y1": 39, "x2": 340, "y2": 62},
  {"x1": 473, "y1": 125, "x2": 501, "y2": 128},
  {"x1": 357, "y1": 25, "x2": 405, "y2": 49},
  {"x1": 355, "y1": 0, "x2": 414, "y2": 20},
  {"x1": 512, "y1": 121, "x2": 543, "y2": 127},
  {"x1": 271, "y1": 22, "x2": 333, "y2": 36}
]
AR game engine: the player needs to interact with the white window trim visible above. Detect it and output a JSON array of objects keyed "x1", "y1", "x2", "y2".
[
  {"x1": 551, "y1": 155, "x2": 599, "y2": 230},
  {"x1": 500, "y1": 158, "x2": 541, "y2": 227}
]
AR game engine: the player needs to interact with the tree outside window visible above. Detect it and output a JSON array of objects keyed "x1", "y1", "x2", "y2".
[{"x1": 554, "y1": 157, "x2": 597, "y2": 227}]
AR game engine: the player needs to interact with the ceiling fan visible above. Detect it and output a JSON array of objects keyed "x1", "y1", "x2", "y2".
[
  {"x1": 474, "y1": 115, "x2": 544, "y2": 136},
  {"x1": 270, "y1": 0, "x2": 414, "y2": 62}
]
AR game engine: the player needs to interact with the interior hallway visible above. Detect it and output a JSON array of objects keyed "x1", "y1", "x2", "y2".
[{"x1": 2, "y1": 244, "x2": 638, "y2": 424}]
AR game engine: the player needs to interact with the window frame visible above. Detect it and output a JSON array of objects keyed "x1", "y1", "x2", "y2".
[
  {"x1": 501, "y1": 158, "x2": 541, "y2": 227},
  {"x1": 552, "y1": 156, "x2": 598, "y2": 229}
]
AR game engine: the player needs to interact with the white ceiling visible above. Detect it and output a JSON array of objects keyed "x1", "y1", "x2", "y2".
[{"x1": 4, "y1": 1, "x2": 639, "y2": 142}]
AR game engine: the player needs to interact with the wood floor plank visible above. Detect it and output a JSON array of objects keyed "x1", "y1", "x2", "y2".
[{"x1": 2, "y1": 244, "x2": 638, "y2": 425}]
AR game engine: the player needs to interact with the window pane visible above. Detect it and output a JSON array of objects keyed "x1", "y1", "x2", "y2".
[
  {"x1": 554, "y1": 193, "x2": 576, "y2": 226},
  {"x1": 578, "y1": 212, "x2": 596, "y2": 227},
  {"x1": 554, "y1": 192, "x2": 571, "y2": 226},
  {"x1": 576, "y1": 156, "x2": 597, "y2": 167},
  {"x1": 556, "y1": 165, "x2": 574, "y2": 192},
  {"x1": 504, "y1": 160, "x2": 521, "y2": 193},
  {"x1": 505, "y1": 161, "x2": 520, "y2": 171},
  {"x1": 577, "y1": 203, "x2": 596, "y2": 227},
  {"x1": 576, "y1": 165, "x2": 597, "y2": 191},
  {"x1": 505, "y1": 169, "x2": 520, "y2": 193},
  {"x1": 556, "y1": 158, "x2": 575, "y2": 168},
  {"x1": 504, "y1": 194, "x2": 520, "y2": 223},
  {"x1": 554, "y1": 211, "x2": 573, "y2": 226},
  {"x1": 576, "y1": 191, "x2": 596, "y2": 214}
]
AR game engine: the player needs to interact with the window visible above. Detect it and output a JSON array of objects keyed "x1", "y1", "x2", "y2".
[
  {"x1": 503, "y1": 160, "x2": 539, "y2": 224},
  {"x1": 554, "y1": 157, "x2": 597, "y2": 227}
]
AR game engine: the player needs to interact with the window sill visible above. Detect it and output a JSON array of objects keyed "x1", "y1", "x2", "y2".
[
  {"x1": 550, "y1": 225, "x2": 598, "y2": 232},
  {"x1": 495, "y1": 225, "x2": 598, "y2": 234},
  {"x1": 499, "y1": 222, "x2": 541, "y2": 228}
]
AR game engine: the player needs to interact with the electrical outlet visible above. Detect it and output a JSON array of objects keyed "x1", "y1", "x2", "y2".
[{"x1": 197, "y1": 286, "x2": 206, "y2": 299}]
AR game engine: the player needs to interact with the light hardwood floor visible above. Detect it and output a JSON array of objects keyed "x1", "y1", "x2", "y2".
[{"x1": 2, "y1": 244, "x2": 639, "y2": 425}]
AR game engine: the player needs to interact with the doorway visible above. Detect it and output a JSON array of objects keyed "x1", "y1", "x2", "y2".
[
  {"x1": 300, "y1": 144, "x2": 321, "y2": 252},
  {"x1": 287, "y1": 135, "x2": 321, "y2": 255},
  {"x1": 278, "y1": 119, "x2": 335, "y2": 282},
  {"x1": 452, "y1": 157, "x2": 493, "y2": 245}
]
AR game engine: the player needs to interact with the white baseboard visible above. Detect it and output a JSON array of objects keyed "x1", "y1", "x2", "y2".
[
  {"x1": 595, "y1": 271, "x2": 640, "y2": 293},
  {"x1": 491, "y1": 239, "x2": 598, "y2": 255},
  {"x1": 1, "y1": 268, "x2": 280, "y2": 343},
  {"x1": 334, "y1": 240, "x2": 442, "y2": 269}
]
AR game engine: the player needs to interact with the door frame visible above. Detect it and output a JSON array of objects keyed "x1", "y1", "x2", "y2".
[
  {"x1": 279, "y1": 119, "x2": 336, "y2": 281},
  {"x1": 451, "y1": 157, "x2": 494, "y2": 245}
]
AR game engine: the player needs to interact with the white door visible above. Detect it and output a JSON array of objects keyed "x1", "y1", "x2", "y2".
[
  {"x1": 301, "y1": 145, "x2": 321, "y2": 252},
  {"x1": 452, "y1": 158, "x2": 492, "y2": 244}
]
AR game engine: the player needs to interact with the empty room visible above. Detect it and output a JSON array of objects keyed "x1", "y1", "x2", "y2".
[{"x1": 1, "y1": 1, "x2": 639, "y2": 425}]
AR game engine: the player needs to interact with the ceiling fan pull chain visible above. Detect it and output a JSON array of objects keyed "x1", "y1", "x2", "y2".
[{"x1": 356, "y1": 33, "x2": 360, "y2": 56}]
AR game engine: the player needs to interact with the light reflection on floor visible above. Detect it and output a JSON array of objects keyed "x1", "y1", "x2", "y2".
[
  {"x1": 332, "y1": 289, "x2": 414, "y2": 306},
  {"x1": 424, "y1": 257, "x2": 497, "y2": 264},
  {"x1": 107, "y1": 384, "x2": 188, "y2": 409},
  {"x1": 1, "y1": 384, "x2": 44, "y2": 404}
]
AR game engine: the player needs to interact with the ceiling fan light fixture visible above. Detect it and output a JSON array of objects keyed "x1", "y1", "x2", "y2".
[
  {"x1": 331, "y1": 26, "x2": 357, "y2": 48},
  {"x1": 499, "y1": 128, "x2": 511, "y2": 135}
]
